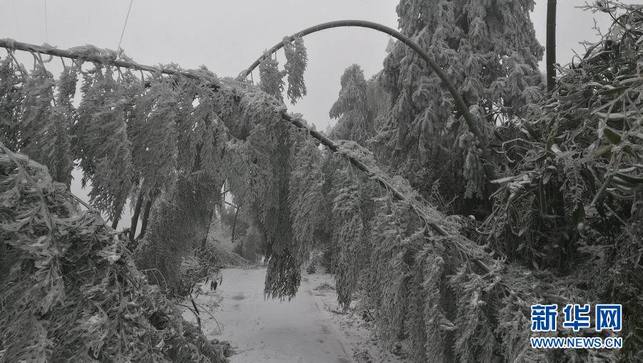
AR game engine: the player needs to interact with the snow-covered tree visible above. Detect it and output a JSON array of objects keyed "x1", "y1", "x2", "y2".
[
  {"x1": 258, "y1": 37, "x2": 308, "y2": 104},
  {"x1": 284, "y1": 37, "x2": 308, "y2": 103},
  {"x1": 258, "y1": 55, "x2": 284, "y2": 102},
  {"x1": 377, "y1": 0, "x2": 544, "y2": 212},
  {"x1": 329, "y1": 65, "x2": 371, "y2": 144}
]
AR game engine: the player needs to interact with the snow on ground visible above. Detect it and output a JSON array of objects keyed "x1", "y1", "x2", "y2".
[
  {"x1": 304, "y1": 272, "x2": 407, "y2": 363},
  {"x1": 182, "y1": 267, "x2": 406, "y2": 363}
]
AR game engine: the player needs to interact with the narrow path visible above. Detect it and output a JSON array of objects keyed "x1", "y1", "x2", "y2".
[{"x1": 196, "y1": 267, "x2": 353, "y2": 363}]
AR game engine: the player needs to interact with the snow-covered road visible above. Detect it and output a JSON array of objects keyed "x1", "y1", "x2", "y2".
[{"x1": 192, "y1": 267, "x2": 353, "y2": 363}]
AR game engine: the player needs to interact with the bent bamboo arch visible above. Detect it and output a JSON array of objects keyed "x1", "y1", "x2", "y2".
[{"x1": 237, "y1": 20, "x2": 485, "y2": 147}]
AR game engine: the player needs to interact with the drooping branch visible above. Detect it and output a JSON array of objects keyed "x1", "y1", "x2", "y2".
[{"x1": 237, "y1": 20, "x2": 487, "y2": 149}]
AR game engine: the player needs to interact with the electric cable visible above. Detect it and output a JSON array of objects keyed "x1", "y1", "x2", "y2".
[{"x1": 117, "y1": 0, "x2": 134, "y2": 51}]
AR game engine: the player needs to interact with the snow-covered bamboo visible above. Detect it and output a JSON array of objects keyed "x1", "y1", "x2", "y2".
[{"x1": 0, "y1": 37, "x2": 453, "y2": 237}]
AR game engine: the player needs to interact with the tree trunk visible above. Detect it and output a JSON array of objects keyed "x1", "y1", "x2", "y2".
[
  {"x1": 546, "y1": 0, "x2": 557, "y2": 91},
  {"x1": 201, "y1": 210, "x2": 215, "y2": 249},
  {"x1": 111, "y1": 213, "x2": 120, "y2": 230},
  {"x1": 137, "y1": 196, "x2": 155, "y2": 240},
  {"x1": 129, "y1": 189, "x2": 144, "y2": 241},
  {"x1": 231, "y1": 206, "x2": 240, "y2": 244}
]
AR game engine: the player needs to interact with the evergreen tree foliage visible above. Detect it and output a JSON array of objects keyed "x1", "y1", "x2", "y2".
[
  {"x1": 223, "y1": 140, "x2": 270, "y2": 215},
  {"x1": 412, "y1": 243, "x2": 448, "y2": 362},
  {"x1": 133, "y1": 74, "x2": 229, "y2": 295},
  {"x1": 0, "y1": 57, "x2": 76, "y2": 186},
  {"x1": 258, "y1": 55, "x2": 284, "y2": 102},
  {"x1": 0, "y1": 147, "x2": 227, "y2": 362},
  {"x1": 331, "y1": 166, "x2": 365, "y2": 309},
  {"x1": 129, "y1": 76, "x2": 179, "y2": 200},
  {"x1": 314, "y1": 152, "x2": 342, "y2": 272},
  {"x1": 49, "y1": 65, "x2": 77, "y2": 186},
  {"x1": 250, "y1": 117, "x2": 298, "y2": 298},
  {"x1": 283, "y1": 37, "x2": 307, "y2": 104},
  {"x1": 0, "y1": 53, "x2": 238, "y2": 296},
  {"x1": 365, "y1": 73, "x2": 391, "y2": 135},
  {"x1": 288, "y1": 134, "x2": 324, "y2": 261},
  {"x1": 482, "y1": 3, "x2": 642, "y2": 268},
  {"x1": 217, "y1": 106, "x2": 302, "y2": 299},
  {"x1": 224, "y1": 114, "x2": 326, "y2": 299},
  {"x1": 449, "y1": 267, "x2": 497, "y2": 362},
  {"x1": 378, "y1": 0, "x2": 543, "y2": 211},
  {"x1": 363, "y1": 199, "x2": 413, "y2": 343},
  {"x1": 258, "y1": 39, "x2": 309, "y2": 105},
  {"x1": 210, "y1": 77, "x2": 285, "y2": 140},
  {"x1": 0, "y1": 54, "x2": 24, "y2": 150},
  {"x1": 136, "y1": 172, "x2": 222, "y2": 294},
  {"x1": 329, "y1": 65, "x2": 371, "y2": 145},
  {"x1": 74, "y1": 66, "x2": 138, "y2": 223},
  {"x1": 481, "y1": 4, "x2": 642, "y2": 358},
  {"x1": 18, "y1": 63, "x2": 55, "y2": 168},
  {"x1": 21, "y1": 62, "x2": 75, "y2": 186}
]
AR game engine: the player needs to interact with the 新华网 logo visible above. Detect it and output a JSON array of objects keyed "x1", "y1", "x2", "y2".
[{"x1": 529, "y1": 303, "x2": 623, "y2": 349}]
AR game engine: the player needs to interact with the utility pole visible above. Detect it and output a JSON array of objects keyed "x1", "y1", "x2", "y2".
[{"x1": 546, "y1": 0, "x2": 557, "y2": 91}]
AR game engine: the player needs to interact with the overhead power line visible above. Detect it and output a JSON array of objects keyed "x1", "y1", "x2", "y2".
[{"x1": 117, "y1": 0, "x2": 134, "y2": 51}]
